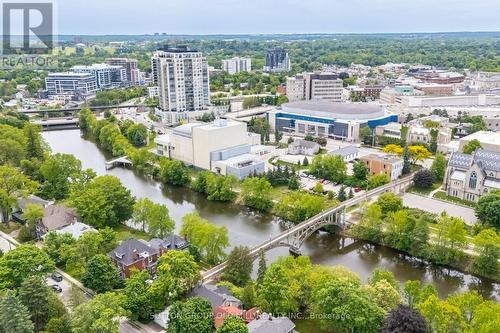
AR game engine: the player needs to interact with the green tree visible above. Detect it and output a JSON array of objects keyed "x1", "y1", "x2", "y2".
[
  {"x1": 366, "y1": 174, "x2": 390, "y2": 190},
  {"x1": 149, "y1": 251, "x2": 201, "y2": 311},
  {"x1": 159, "y1": 158, "x2": 191, "y2": 186},
  {"x1": 360, "y1": 126, "x2": 373, "y2": 144},
  {"x1": 353, "y1": 160, "x2": 368, "y2": 181},
  {"x1": 222, "y1": 246, "x2": 253, "y2": 287},
  {"x1": 133, "y1": 198, "x2": 175, "y2": 238},
  {"x1": 241, "y1": 177, "x2": 273, "y2": 212},
  {"x1": 473, "y1": 228, "x2": 500, "y2": 276},
  {"x1": 168, "y1": 297, "x2": 214, "y2": 333},
  {"x1": 126, "y1": 123, "x2": 148, "y2": 146},
  {"x1": 366, "y1": 279, "x2": 402, "y2": 312},
  {"x1": 21, "y1": 203, "x2": 44, "y2": 225},
  {"x1": 287, "y1": 174, "x2": 300, "y2": 190},
  {"x1": 0, "y1": 165, "x2": 38, "y2": 222},
  {"x1": 71, "y1": 292, "x2": 128, "y2": 333},
  {"x1": 192, "y1": 171, "x2": 212, "y2": 194},
  {"x1": 44, "y1": 315, "x2": 72, "y2": 333},
  {"x1": 18, "y1": 276, "x2": 50, "y2": 330},
  {"x1": 123, "y1": 270, "x2": 154, "y2": 322},
  {"x1": 337, "y1": 185, "x2": 347, "y2": 202},
  {"x1": 0, "y1": 290, "x2": 34, "y2": 333},
  {"x1": 313, "y1": 279, "x2": 385, "y2": 332},
  {"x1": 39, "y1": 153, "x2": 84, "y2": 200},
  {"x1": 463, "y1": 139, "x2": 482, "y2": 154},
  {"x1": 206, "y1": 174, "x2": 238, "y2": 202},
  {"x1": 303, "y1": 156, "x2": 309, "y2": 166},
  {"x1": 256, "y1": 250, "x2": 267, "y2": 285},
  {"x1": 475, "y1": 190, "x2": 500, "y2": 229},
  {"x1": 352, "y1": 203, "x2": 383, "y2": 242},
  {"x1": 0, "y1": 244, "x2": 55, "y2": 288},
  {"x1": 217, "y1": 316, "x2": 248, "y2": 333},
  {"x1": 69, "y1": 175, "x2": 134, "y2": 228},
  {"x1": 274, "y1": 192, "x2": 326, "y2": 224},
  {"x1": 431, "y1": 153, "x2": 448, "y2": 181},
  {"x1": 309, "y1": 155, "x2": 347, "y2": 183},
  {"x1": 82, "y1": 254, "x2": 119, "y2": 293},
  {"x1": 23, "y1": 123, "x2": 45, "y2": 160},
  {"x1": 180, "y1": 212, "x2": 229, "y2": 264},
  {"x1": 369, "y1": 268, "x2": 399, "y2": 290},
  {"x1": 417, "y1": 295, "x2": 464, "y2": 333},
  {"x1": 376, "y1": 192, "x2": 403, "y2": 215},
  {"x1": 313, "y1": 182, "x2": 324, "y2": 194}
]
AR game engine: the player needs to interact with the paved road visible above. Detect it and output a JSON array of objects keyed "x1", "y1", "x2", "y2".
[
  {"x1": 120, "y1": 320, "x2": 165, "y2": 333},
  {"x1": 402, "y1": 193, "x2": 478, "y2": 225}
]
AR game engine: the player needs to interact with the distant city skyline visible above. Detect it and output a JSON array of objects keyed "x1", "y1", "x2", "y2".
[{"x1": 54, "y1": 0, "x2": 500, "y2": 35}]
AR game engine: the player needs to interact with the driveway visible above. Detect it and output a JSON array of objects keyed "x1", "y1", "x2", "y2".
[{"x1": 402, "y1": 193, "x2": 478, "y2": 225}]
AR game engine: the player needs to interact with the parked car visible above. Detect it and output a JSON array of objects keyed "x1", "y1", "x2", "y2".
[
  {"x1": 354, "y1": 187, "x2": 362, "y2": 193},
  {"x1": 51, "y1": 272, "x2": 63, "y2": 282},
  {"x1": 323, "y1": 180, "x2": 331, "y2": 185},
  {"x1": 50, "y1": 284, "x2": 62, "y2": 293},
  {"x1": 308, "y1": 175, "x2": 316, "y2": 180},
  {"x1": 299, "y1": 173, "x2": 308, "y2": 178}
]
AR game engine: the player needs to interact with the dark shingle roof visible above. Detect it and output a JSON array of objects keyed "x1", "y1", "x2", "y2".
[
  {"x1": 109, "y1": 238, "x2": 158, "y2": 266},
  {"x1": 189, "y1": 284, "x2": 241, "y2": 309},
  {"x1": 149, "y1": 234, "x2": 189, "y2": 251},
  {"x1": 247, "y1": 314, "x2": 296, "y2": 333}
]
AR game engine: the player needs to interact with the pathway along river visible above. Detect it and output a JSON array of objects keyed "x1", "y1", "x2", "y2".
[{"x1": 43, "y1": 129, "x2": 499, "y2": 302}]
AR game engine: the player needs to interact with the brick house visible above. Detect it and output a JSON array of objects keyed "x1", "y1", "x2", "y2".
[{"x1": 109, "y1": 235, "x2": 189, "y2": 279}]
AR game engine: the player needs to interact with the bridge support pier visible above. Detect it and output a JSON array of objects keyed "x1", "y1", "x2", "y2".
[{"x1": 289, "y1": 247, "x2": 302, "y2": 256}]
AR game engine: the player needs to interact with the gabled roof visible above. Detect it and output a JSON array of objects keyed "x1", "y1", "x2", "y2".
[
  {"x1": 42, "y1": 204, "x2": 78, "y2": 231},
  {"x1": 189, "y1": 284, "x2": 242, "y2": 309},
  {"x1": 109, "y1": 238, "x2": 159, "y2": 266},
  {"x1": 449, "y1": 149, "x2": 500, "y2": 172},
  {"x1": 17, "y1": 195, "x2": 51, "y2": 211},
  {"x1": 247, "y1": 314, "x2": 296, "y2": 333},
  {"x1": 149, "y1": 234, "x2": 189, "y2": 251},
  {"x1": 290, "y1": 139, "x2": 319, "y2": 149},
  {"x1": 329, "y1": 145, "x2": 359, "y2": 157}
]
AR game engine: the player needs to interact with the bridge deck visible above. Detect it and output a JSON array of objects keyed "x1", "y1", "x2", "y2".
[{"x1": 201, "y1": 174, "x2": 414, "y2": 282}]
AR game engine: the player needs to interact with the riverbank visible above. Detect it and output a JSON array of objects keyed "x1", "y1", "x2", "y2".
[{"x1": 42, "y1": 129, "x2": 500, "y2": 300}]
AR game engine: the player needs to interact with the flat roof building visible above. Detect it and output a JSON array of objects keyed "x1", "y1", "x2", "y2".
[
  {"x1": 458, "y1": 131, "x2": 500, "y2": 153},
  {"x1": 222, "y1": 57, "x2": 251, "y2": 75},
  {"x1": 361, "y1": 153, "x2": 404, "y2": 181},
  {"x1": 45, "y1": 72, "x2": 97, "y2": 101},
  {"x1": 269, "y1": 101, "x2": 397, "y2": 142}
]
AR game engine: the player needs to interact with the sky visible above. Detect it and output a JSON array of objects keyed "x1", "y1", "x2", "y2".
[{"x1": 53, "y1": 0, "x2": 500, "y2": 35}]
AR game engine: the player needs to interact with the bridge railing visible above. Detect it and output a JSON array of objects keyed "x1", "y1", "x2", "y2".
[{"x1": 201, "y1": 174, "x2": 414, "y2": 282}]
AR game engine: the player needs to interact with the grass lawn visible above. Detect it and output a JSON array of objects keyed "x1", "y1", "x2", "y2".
[
  {"x1": 409, "y1": 182, "x2": 442, "y2": 196},
  {"x1": 115, "y1": 224, "x2": 151, "y2": 242},
  {"x1": 433, "y1": 191, "x2": 477, "y2": 208}
]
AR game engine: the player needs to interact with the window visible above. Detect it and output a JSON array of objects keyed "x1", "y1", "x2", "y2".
[{"x1": 469, "y1": 171, "x2": 477, "y2": 189}]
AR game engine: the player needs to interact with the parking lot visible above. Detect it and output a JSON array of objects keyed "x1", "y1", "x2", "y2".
[{"x1": 298, "y1": 172, "x2": 365, "y2": 198}]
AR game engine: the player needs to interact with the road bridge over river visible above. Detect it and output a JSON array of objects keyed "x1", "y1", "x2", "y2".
[{"x1": 201, "y1": 175, "x2": 414, "y2": 282}]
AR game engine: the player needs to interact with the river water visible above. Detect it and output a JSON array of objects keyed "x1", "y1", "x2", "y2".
[{"x1": 42, "y1": 129, "x2": 499, "y2": 301}]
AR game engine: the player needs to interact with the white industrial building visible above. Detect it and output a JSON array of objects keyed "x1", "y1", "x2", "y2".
[{"x1": 155, "y1": 119, "x2": 264, "y2": 179}]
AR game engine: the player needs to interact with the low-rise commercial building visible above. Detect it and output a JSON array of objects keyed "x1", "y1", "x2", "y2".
[
  {"x1": 288, "y1": 139, "x2": 320, "y2": 156},
  {"x1": 445, "y1": 149, "x2": 500, "y2": 202},
  {"x1": 458, "y1": 131, "x2": 500, "y2": 153},
  {"x1": 269, "y1": 101, "x2": 397, "y2": 142},
  {"x1": 360, "y1": 154, "x2": 404, "y2": 180}
]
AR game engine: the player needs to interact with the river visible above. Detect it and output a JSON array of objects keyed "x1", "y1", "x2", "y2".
[{"x1": 42, "y1": 129, "x2": 499, "y2": 303}]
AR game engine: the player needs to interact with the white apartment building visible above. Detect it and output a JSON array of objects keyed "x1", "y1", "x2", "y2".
[
  {"x1": 152, "y1": 46, "x2": 210, "y2": 124},
  {"x1": 71, "y1": 64, "x2": 127, "y2": 89},
  {"x1": 222, "y1": 57, "x2": 251, "y2": 75},
  {"x1": 286, "y1": 73, "x2": 343, "y2": 103}
]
